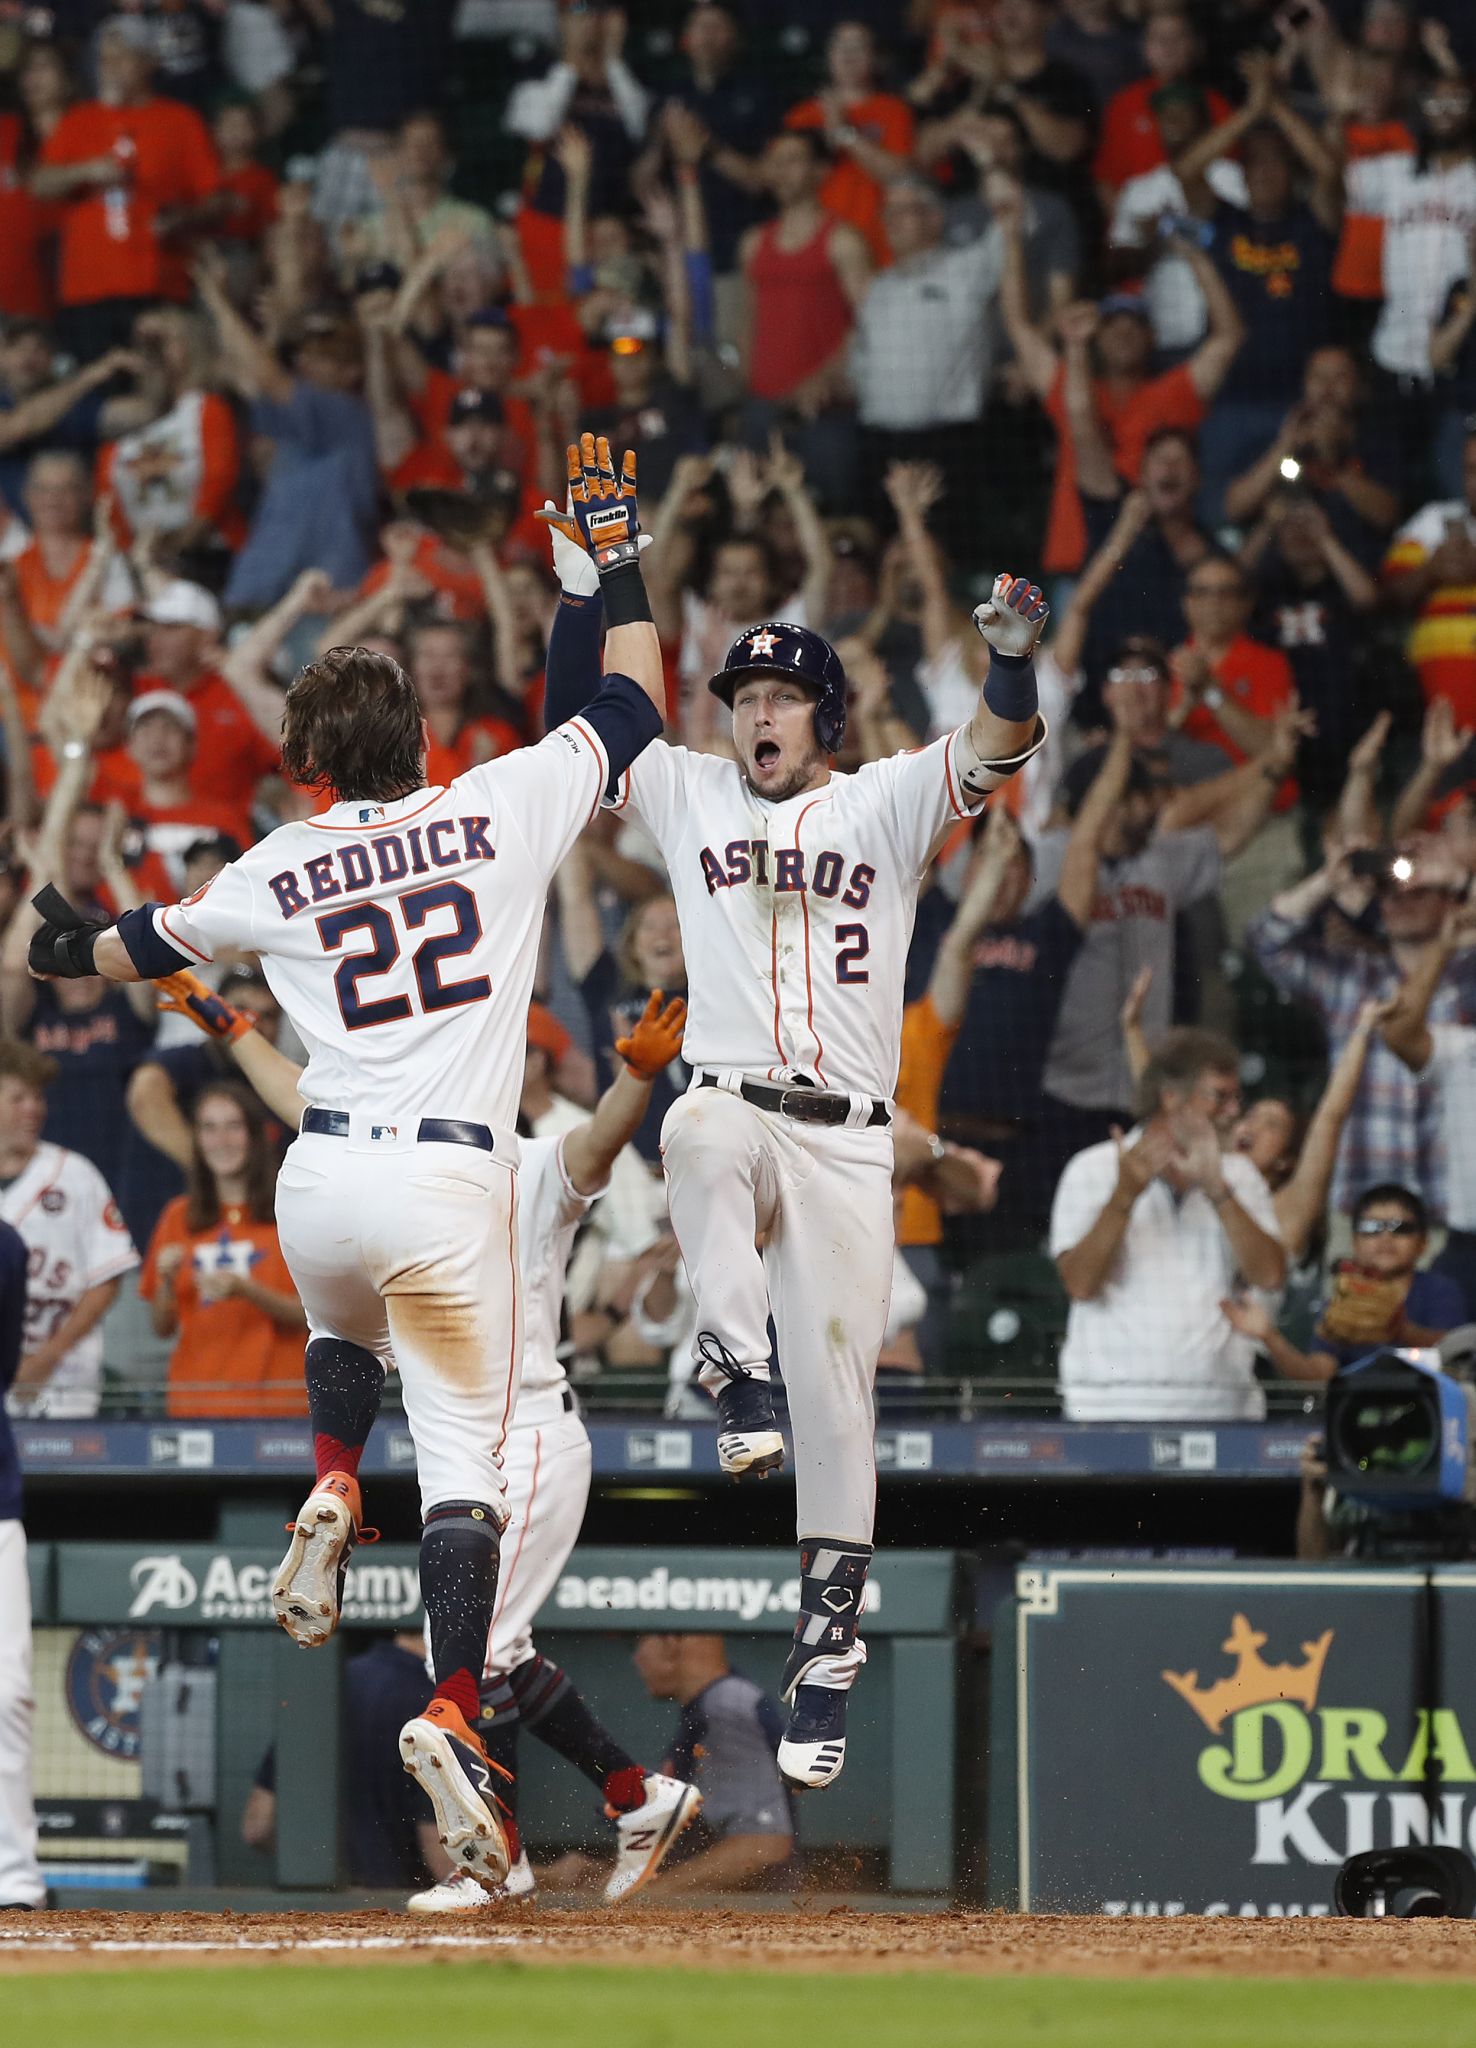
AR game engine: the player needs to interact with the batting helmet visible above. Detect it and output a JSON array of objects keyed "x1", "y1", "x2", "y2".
[{"x1": 708, "y1": 620, "x2": 848, "y2": 755}]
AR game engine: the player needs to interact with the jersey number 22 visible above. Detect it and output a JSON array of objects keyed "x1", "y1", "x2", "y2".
[{"x1": 317, "y1": 880, "x2": 491, "y2": 1029}]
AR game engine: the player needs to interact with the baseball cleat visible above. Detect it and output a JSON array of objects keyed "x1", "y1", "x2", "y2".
[
  {"x1": 407, "y1": 1852, "x2": 535, "y2": 1913},
  {"x1": 399, "y1": 1698, "x2": 512, "y2": 1890},
  {"x1": 697, "y1": 1333, "x2": 785, "y2": 1479},
  {"x1": 604, "y1": 1772, "x2": 704, "y2": 1903},
  {"x1": 778, "y1": 1685, "x2": 849, "y2": 1791},
  {"x1": 272, "y1": 1471, "x2": 374, "y2": 1648}
]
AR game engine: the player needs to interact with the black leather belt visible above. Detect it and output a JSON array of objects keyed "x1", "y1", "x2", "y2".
[
  {"x1": 562, "y1": 1384, "x2": 577, "y2": 1414},
  {"x1": 302, "y1": 1107, "x2": 495, "y2": 1151},
  {"x1": 697, "y1": 1073, "x2": 891, "y2": 1128}
]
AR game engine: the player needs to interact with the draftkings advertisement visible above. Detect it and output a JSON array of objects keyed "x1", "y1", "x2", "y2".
[{"x1": 1007, "y1": 1565, "x2": 1476, "y2": 1917}]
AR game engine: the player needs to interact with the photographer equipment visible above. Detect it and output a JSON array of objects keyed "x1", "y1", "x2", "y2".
[
  {"x1": 1326, "y1": 1331, "x2": 1476, "y2": 1511},
  {"x1": 1335, "y1": 1845, "x2": 1476, "y2": 1918}
]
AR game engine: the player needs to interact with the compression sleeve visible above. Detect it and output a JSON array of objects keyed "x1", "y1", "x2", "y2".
[
  {"x1": 981, "y1": 649, "x2": 1039, "y2": 724},
  {"x1": 578, "y1": 671, "x2": 663, "y2": 783},
  {"x1": 543, "y1": 589, "x2": 605, "y2": 732},
  {"x1": 117, "y1": 905, "x2": 192, "y2": 977}
]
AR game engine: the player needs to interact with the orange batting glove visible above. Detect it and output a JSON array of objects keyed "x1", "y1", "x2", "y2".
[
  {"x1": 155, "y1": 969, "x2": 255, "y2": 1043},
  {"x1": 534, "y1": 434, "x2": 641, "y2": 572},
  {"x1": 615, "y1": 992, "x2": 686, "y2": 1079}
]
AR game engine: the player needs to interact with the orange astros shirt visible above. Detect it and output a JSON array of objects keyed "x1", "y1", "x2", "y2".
[{"x1": 141, "y1": 1197, "x2": 306, "y2": 1418}]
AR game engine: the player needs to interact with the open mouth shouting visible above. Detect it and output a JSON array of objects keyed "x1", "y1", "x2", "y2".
[{"x1": 754, "y1": 740, "x2": 781, "y2": 772}]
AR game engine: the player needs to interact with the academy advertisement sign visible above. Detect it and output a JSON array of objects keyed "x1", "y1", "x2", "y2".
[
  {"x1": 1009, "y1": 1566, "x2": 1465, "y2": 1916},
  {"x1": 47, "y1": 1544, "x2": 954, "y2": 1634}
]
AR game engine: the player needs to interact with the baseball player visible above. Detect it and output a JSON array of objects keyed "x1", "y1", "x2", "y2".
[
  {"x1": 541, "y1": 473, "x2": 1049, "y2": 1786},
  {"x1": 26, "y1": 439, "x2": 666, "y2": 1891},
  {"x1": 0, "y1": 1041, "x2": 139, "y2": 1419},
  {"x1": 156, "y1": 968, "x2": 705, "y2": 1911}
]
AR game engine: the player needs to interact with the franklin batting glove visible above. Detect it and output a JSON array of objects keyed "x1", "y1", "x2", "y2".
[
  {"x1": 155, "y1": 969, "x2": 256, "y2": 1044},
  {"x1": 536, "y1": 435, "x2": 643, "y2": 578},
  {"x1": 972, "y1": 573, "x2": 1050, "y2": 658},
  {"x1": 615, "y1": 992, "x2": 687, "y2": 1079}
]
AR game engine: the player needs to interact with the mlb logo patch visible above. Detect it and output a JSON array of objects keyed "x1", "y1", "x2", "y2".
[
  {"x1": 371, "y1": 1124, "x2": 398, "y2": 1141},
  {"x1": 359, "y1": 806, "x2": 384, "y2": 824}
]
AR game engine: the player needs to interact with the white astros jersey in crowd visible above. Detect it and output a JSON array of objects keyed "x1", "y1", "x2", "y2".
[
  {"x1": 146, "y1": 719, "x2": 611, "y2": 1131},
  {"x1": 607, "y1": 724, "x2": 998, "y2": 1097},
  {"x1": 0, "y1": 1144, "x2": 138, "y2": 1416}
]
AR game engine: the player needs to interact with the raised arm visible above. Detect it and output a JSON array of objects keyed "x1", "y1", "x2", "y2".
[
  {"x1": 968, "y1": 573, "x2": 1050, "y2": 770},
  {"x1": 1051, "y1": 489, "x2": 1152, "y2": 677},
  {"x1": 765, "y1": 436, "x2": 833, "y2": 625},
  {"x1": 1058, "y1": 301, "x2": 1119, "y2": 504},
  {"x1": 553, "y1": 834, "x2": 607, "y2": 985},
  {"x1": 996, "y1": 203, "x2": 1059, "y2": 400},
  {"x1": 562, "y1": 997, "x2": 686, "y2": 1194},
  {"x1": 536, "y1": 436, "x2": 665, "y2": 720},
  {"x1": 1160, "y1": 697, "x2": 1310, "y2": 858},
  {"x1": 1335, "y1": 708, "x2": 1393, "y2": 844},
  {"x1": 883, "y1": 461, "x2": 953, "y2": 661},
  {"x1": 194, "y1": 250, "x2": 293, "y2": 404},
  {"x1": 1057, "y1": 722, "x2": 1134, "y2": 926},
  {"x1": 1181, "y1": 239, "x2": 1245, "y2": 403},
  {"x1": 1380, "y1": 919, "x2": 1459, "y2": 1075},
  {"x1": 927, "y1": 806, "x2": 1019, "y2": 1029},
  {"x1": 1276, "y1": 998, "x2": 1379, "y2": 1258},
  {"x1": 1389, "y1": 698, "x2": 1469, "y2": 842}
]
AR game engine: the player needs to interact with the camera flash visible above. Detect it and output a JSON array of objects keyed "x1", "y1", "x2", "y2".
[
  {"x1": 1279, "y1": 457, "x2": 1302, "y2": 483},
  {"x1": 1392, "y1": 856, "x2": 1414, "y2": 883}
]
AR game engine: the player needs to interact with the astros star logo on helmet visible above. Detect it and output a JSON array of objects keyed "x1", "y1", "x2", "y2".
[{"x1": 748, "y1": 630, "x2": 780, "y2": 657}]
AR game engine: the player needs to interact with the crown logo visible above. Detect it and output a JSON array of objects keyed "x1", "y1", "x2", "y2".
[{"x1": 1161, "y1": 1613, "x2": 1334, "y2": 1733}]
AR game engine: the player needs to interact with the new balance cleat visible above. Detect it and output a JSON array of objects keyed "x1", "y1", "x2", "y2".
[
  {"x1": 604, "y1": 1772, "x2": 704, "y2": 1903},
  {"x1": 407, "y1": 1852, "x2": 534, "y2": 1913},
  {"x1": 399, "y1": 1698, "x2": 512, "y2": 1890},
  {"x1": 777, "y1": 1685, "x2": 849, "y2": 1790},
  {"x1": 697, "y1": 1333, "x2": 785, "y2": 1479},
  {"x1": 272, "y1": 1471, "x2": 374, "y2": 1648}
]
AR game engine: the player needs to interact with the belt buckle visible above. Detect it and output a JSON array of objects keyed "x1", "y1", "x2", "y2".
[{"x1": 780, "y1": 1088, "x2": 826, "y2": 1123}]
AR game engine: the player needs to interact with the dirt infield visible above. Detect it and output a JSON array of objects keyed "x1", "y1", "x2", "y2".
[{"x1": 4, "y1": 1908, "x2": 1476, "y2": 1980}]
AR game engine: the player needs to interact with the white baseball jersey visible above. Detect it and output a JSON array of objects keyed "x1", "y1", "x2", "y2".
[
  {"x1": 516, "y1": 1133, "x2": 604, "y2": 1411},
  {"x1": 607, "y1": 725, "x2": 1025, "y2": 1099},
  {"x1": 1347, "y1": 151, "x2": 1476, "y2": 377},
  {"x1": 146, "y1": 718, "x2": 612, "y2": 1132},
  {"x1": 0, "y1": 1143, "x2": 138, "y2": 1417}
]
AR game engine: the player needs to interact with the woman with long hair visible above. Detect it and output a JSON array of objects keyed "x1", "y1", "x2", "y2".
[{"x1": 140, "y1": 1081, "x2": 307, "y2": 1417}]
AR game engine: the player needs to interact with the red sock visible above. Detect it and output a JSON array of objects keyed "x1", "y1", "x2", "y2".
[
  {"x1": 502, "y1": 1813, "x2": 522, "y2": 1864},
  {"x1": 603, "y1": 1764, "x2": 648, "y2": 1813},
  {"x1": 432, "y1": 1669, "x2": 480, "y2": 1723},
  {"x1": 314, "y1": 1434, "x2": 364, "y2": 1484}
]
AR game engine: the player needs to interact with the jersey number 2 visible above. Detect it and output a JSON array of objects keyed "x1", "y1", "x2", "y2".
[
  {"x1": 835, "y1": 924, "x2": 870, "y2": 985},
  {"x1": 317, "y1": 880, "x2": 491, "y2": 1029}
]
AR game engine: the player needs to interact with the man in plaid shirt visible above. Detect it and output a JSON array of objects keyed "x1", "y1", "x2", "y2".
[{"x1": 1247, "y1": 843, "x2": 1476, "y2": 1218}]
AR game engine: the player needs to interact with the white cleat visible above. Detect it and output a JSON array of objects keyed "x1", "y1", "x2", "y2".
[
  {"x1": 407, "y1": 1853, "x2": 535, "y2": 1913},
  {"x1": 272, "y1": 1471, "x2": 367, "y2": 1648},
  {"x1": 777, "y1": 1685, "x2": 849, "y2": 1790},
  {"x1": 399, "y1": 1700, "x2": 512, "y2": 1890},
  {"x1": 604, "y1": 1773, "x2": 703, "y2": 1904}
]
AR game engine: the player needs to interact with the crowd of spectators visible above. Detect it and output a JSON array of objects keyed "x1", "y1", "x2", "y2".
[{"x1": 4, "y1": 0, "x2": 1476, "y2": 1427}]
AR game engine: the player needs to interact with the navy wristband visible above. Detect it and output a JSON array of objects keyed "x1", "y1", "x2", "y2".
[{"x1": 982, "y1": 650, "x2": 1039, "y2": 723}]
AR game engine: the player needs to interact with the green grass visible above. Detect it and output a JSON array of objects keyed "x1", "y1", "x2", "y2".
[{"x1": 9, "y1": 1964, "x2": 1476, "y2": 2048}]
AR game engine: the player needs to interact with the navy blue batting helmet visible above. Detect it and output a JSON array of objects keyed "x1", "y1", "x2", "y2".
[{"x1": 708, "y1": 620, "x2": 848, "y2": 754}]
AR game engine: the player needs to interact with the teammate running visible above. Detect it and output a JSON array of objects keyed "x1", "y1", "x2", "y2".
[
  {"x1": 155, "y1": 968, "x2": 705, "y2": 1909},
  {"x1": 26, "y1": 440, "x2": 664, "y2": 1893},
  {"x1": 539, "y1": 461, "x2": 1049, "y2": 1788}
]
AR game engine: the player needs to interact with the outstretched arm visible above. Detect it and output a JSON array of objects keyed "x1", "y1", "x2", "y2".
[
  {"x1": 562, "y1": 997, "x2": 686, "y2": 1194},
  {"x1": 537, "y1": 436, "x2": 665, "y2": 723},
  {"x1": 1275, "y1": 999, "x2": 1379, "y2": 1261},
  {"x1": 968, "y1": 573, "x2": 1050, "y2": 770}
]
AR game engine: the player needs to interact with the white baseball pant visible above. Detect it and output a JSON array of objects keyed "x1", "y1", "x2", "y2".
[
  {"x1": 274, "y1": 1124, "x2": 521, "y2": 1522},
  {"x1": 481, "y1": 1394, "x2": 592, "y2": 1679},
  {"x1": 660, "y1": 1087, "x2": 894, "y2": 1542},
  {"x1": 0, "y1": 1521, "x2": 43, "y2": 1908}
]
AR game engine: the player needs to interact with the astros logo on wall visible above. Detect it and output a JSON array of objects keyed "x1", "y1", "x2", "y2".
[{"x1": 65, "y1": 1627, "x2": 163, "y2": 1759}]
